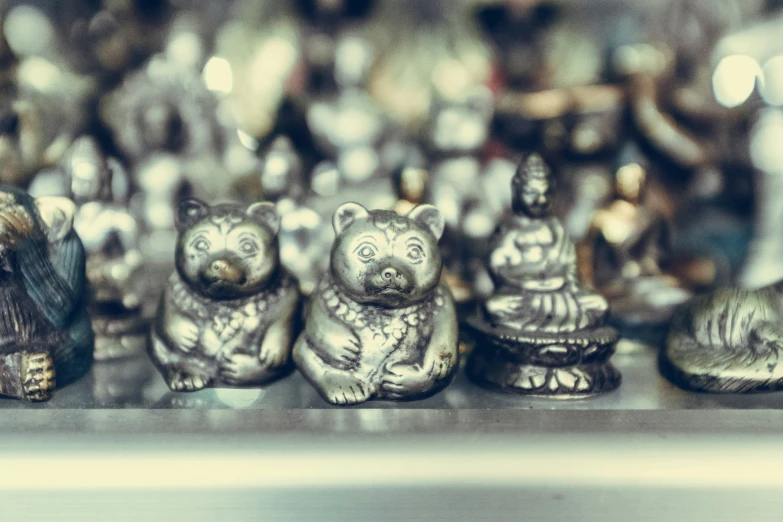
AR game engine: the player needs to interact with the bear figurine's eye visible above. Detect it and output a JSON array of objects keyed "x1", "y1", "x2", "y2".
[
  {"x1": 354, "y1": 242, "x2": 377, "y2": 262},
  {"x1": 240, "y1": 239, "x2": 259, "y2": 255},
  {"x1": 407, "y1": 245, "x2": 425, "y2": 263},
  {"x1": 192, "y1": 238, "x2": 210, "y2": 252}
]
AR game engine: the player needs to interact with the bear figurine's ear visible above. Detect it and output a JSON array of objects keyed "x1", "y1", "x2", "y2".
[
  {"x1": 34, "y1": 197, "x2": 75, "y2": 243},
  {"x1": 247, "y1": 202, "x2": 280, "y2": 235},
  {"x1": 176, "y1": 198, "x2": 210, "y2": 232},
  {"x1": 332, "y1": 202, "x2": 368, "y2": 235},
  {"x1": 407, "y1": 204, "x2": 445, "y2": 241}
]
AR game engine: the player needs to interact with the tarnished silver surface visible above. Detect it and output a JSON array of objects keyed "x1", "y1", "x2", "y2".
[
  {"x1": 662, "y1": 281, "x2": 783, "y2": 393},
  {"x1": 150, "y1": 198, "x2": 300, "y2": 391},
  {"x1": 467, "y1": 153, "x2": 620, "y2": 396},
  {"x1": 293, "y1": 202, "x2": 458, "y2": 406}
]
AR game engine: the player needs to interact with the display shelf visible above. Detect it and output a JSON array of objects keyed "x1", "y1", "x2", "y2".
[
  {"x1": 3, "y1": 343, "x2": 783, "y2": 521},
  {"x1": 8, "y1": 340, "x2": 783, "y2": 412}
]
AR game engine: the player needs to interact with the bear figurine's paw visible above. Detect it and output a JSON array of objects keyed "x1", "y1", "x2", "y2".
[
  {"x1": 167, "y1": 317, "x2": 200, "y2": 353},
  {"x1": 322, "y1": 330, "x2": 361, "y2": 368},
  {"x1": 166, "y1": 370, "x2": 211, "y2": 392},
  {"x1": 258, "y1": 342, "x2": 288, "y2": 370},
  {"x1": 380, "y1": 362, "x2": 437, "y2": 399},
  {"x1": 218, "y1": 353, "x2": 268, "y2": 385},
  {"x1": 321, "y1": 373, "x2": 372, "y2": 406}
]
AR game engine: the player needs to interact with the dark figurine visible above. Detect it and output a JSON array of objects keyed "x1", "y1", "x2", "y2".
[
  {"x1": 149, "y1": 198, "x2": 300, "y2": 391},
  {"x1": 0, "y1": 188, "x2": 93, "y2": 401},
  {"x1": 662, "y1": 282, "x2": 783, "y2": 393},
  {"x1": 466, "y1": 154, "x2": 621, "y2": 396},
  {"x1": 293, "y1": 202, "x2": 459, "y2": 406}
]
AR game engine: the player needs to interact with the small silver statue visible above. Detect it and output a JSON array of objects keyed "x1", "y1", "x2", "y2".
[
  {"x1": 662, "y1": 282, "x2": 783, "y2": 393},
  {"x1": 422, "y1": 86, "x2": 513, "y2": 303},
  {"x1": 29, "y1": 136, "x2": 145, "y2": 361},
  {"x1": 150, "y1": 198, "x2": 300, "y2": 391},
  {"x1": 466, "y1": 153, "x2": 621, "y2": 396},
  {"x1": 101, "y1": 54, "x2": 252, "y2": 202},
  {"x1": 293, "y1": 202, "x2": 459, "y2": 406},
  {"x1": 130, "y1": 153, "x2": 192, "y2": 260}
]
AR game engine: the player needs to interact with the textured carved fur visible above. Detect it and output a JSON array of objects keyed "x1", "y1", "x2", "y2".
[
  {"x1": 662, "y1": 283, "x2": 783, "y2": 393},
  {"x1": 150, "y1": 199, "x2": 299, "y2": 391},
  {"x1": 294, "y1": 203, "x2": 459, "y2": 406}
]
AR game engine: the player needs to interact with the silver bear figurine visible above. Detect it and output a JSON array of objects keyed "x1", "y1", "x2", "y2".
[
  {"x1": 149, "y1": 198, "x2": 300, "y2": 391},
  {"x1": 293, "y1": 202, "x2": 459, "y2": 406}
]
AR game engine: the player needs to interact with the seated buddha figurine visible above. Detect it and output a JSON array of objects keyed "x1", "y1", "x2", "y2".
[
  {"x1": 483, "y1": 154, "x2": 609, "y2": 333},
  {"x1": 585, "y1": 161, "x2": 691, "y2": 342},
  {"x1": 466, "y1": 153, "x2": 621, "y2": 396}
]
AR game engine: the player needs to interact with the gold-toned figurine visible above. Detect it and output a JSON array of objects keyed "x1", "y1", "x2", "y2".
[
  {"x1": 585, "y1": 161, "x2": 691, "y2": 339},
  {"x1": 466, "y1": 153, "x2": 620, "y2": 396},
  {"x1": 0, "y1": 188, "x2": 93, "y2": 401}
]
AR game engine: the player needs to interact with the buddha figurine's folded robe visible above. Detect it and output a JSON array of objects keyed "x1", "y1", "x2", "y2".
[{"x1": 483, "y1": 215, "x2": 608, "y2": 334}]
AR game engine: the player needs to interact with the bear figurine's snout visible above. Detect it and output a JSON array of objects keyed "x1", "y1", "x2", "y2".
[
  {"x1": 382, "y1": 267, "x2": 401, "y2": 282},
  {"x1": 365, "y1": 263, "x2": 413, "y2": 297},
  {"x1": 203, "y1": 258, "x2": 246, "y2": 286}
]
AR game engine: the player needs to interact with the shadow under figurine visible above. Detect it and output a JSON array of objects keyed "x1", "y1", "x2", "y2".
[
  {"x1": 0, "y1": 188, "x2": 93, "y2": 401},
  {"x1": 465, "y1": 154, "x2": 621, "y2": 397},
  {"x1": 293, "y1": 202, "x2": 459, "y2": 406},
  {"x1": 149, "y1": 198, "x2": 300, "y2": 391},
  {"x1": 661, "y1": 282, "x2": 783, "y2": 393}
]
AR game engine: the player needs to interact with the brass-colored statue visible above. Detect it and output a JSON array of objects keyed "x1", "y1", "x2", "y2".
[
  {"x1": 585, "y1": 161, "x2": 691, "y2": 339},
  {"x1": 662, "y1": 282, "x2": 783, "y2": 393},
  {"x1": 66, "y1": 138, "x2": 145, "y2": 360},
  {"x1": 466, "y1": 153, "x2": 620, "y2": 396}
]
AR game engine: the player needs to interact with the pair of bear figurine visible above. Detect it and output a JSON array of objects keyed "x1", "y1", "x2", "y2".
[{"x1": 150, "y1": 197, "x2": 458, "y2": 405}]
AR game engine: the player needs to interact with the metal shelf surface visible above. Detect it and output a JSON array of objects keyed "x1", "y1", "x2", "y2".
[
  {"x1": 3, "y1": 343, "x2": 783, "y2": 521},
  {"x1": 9, "y1": 340, "x2": 783, "y2": 412}
]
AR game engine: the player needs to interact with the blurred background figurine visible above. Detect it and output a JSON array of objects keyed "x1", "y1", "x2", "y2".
[
  {"x1": 29, "y1": 136, "x2": 145, "y2": 361},
  {"x1": 584, "y1": 157, "x2": 692, "y2": 344}
]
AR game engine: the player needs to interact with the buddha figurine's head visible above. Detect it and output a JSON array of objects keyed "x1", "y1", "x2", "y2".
[
  {"x1": 615, "y1": 163, "x2": 646, "y2": 204},
  {"x1": 511, "y1": 153, "x2": 555, "y2": 219},
  {"x1": 63, "y1": 137, "x2": 112, "y2": 205}
]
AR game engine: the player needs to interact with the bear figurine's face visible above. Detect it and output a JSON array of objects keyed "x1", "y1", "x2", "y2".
[
  {"x1": 330, "y1": 203, "x2": 445, "y2": 308},
  {"x1": 175, "y1": 199, "x2": 281, "y2": 300}
]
